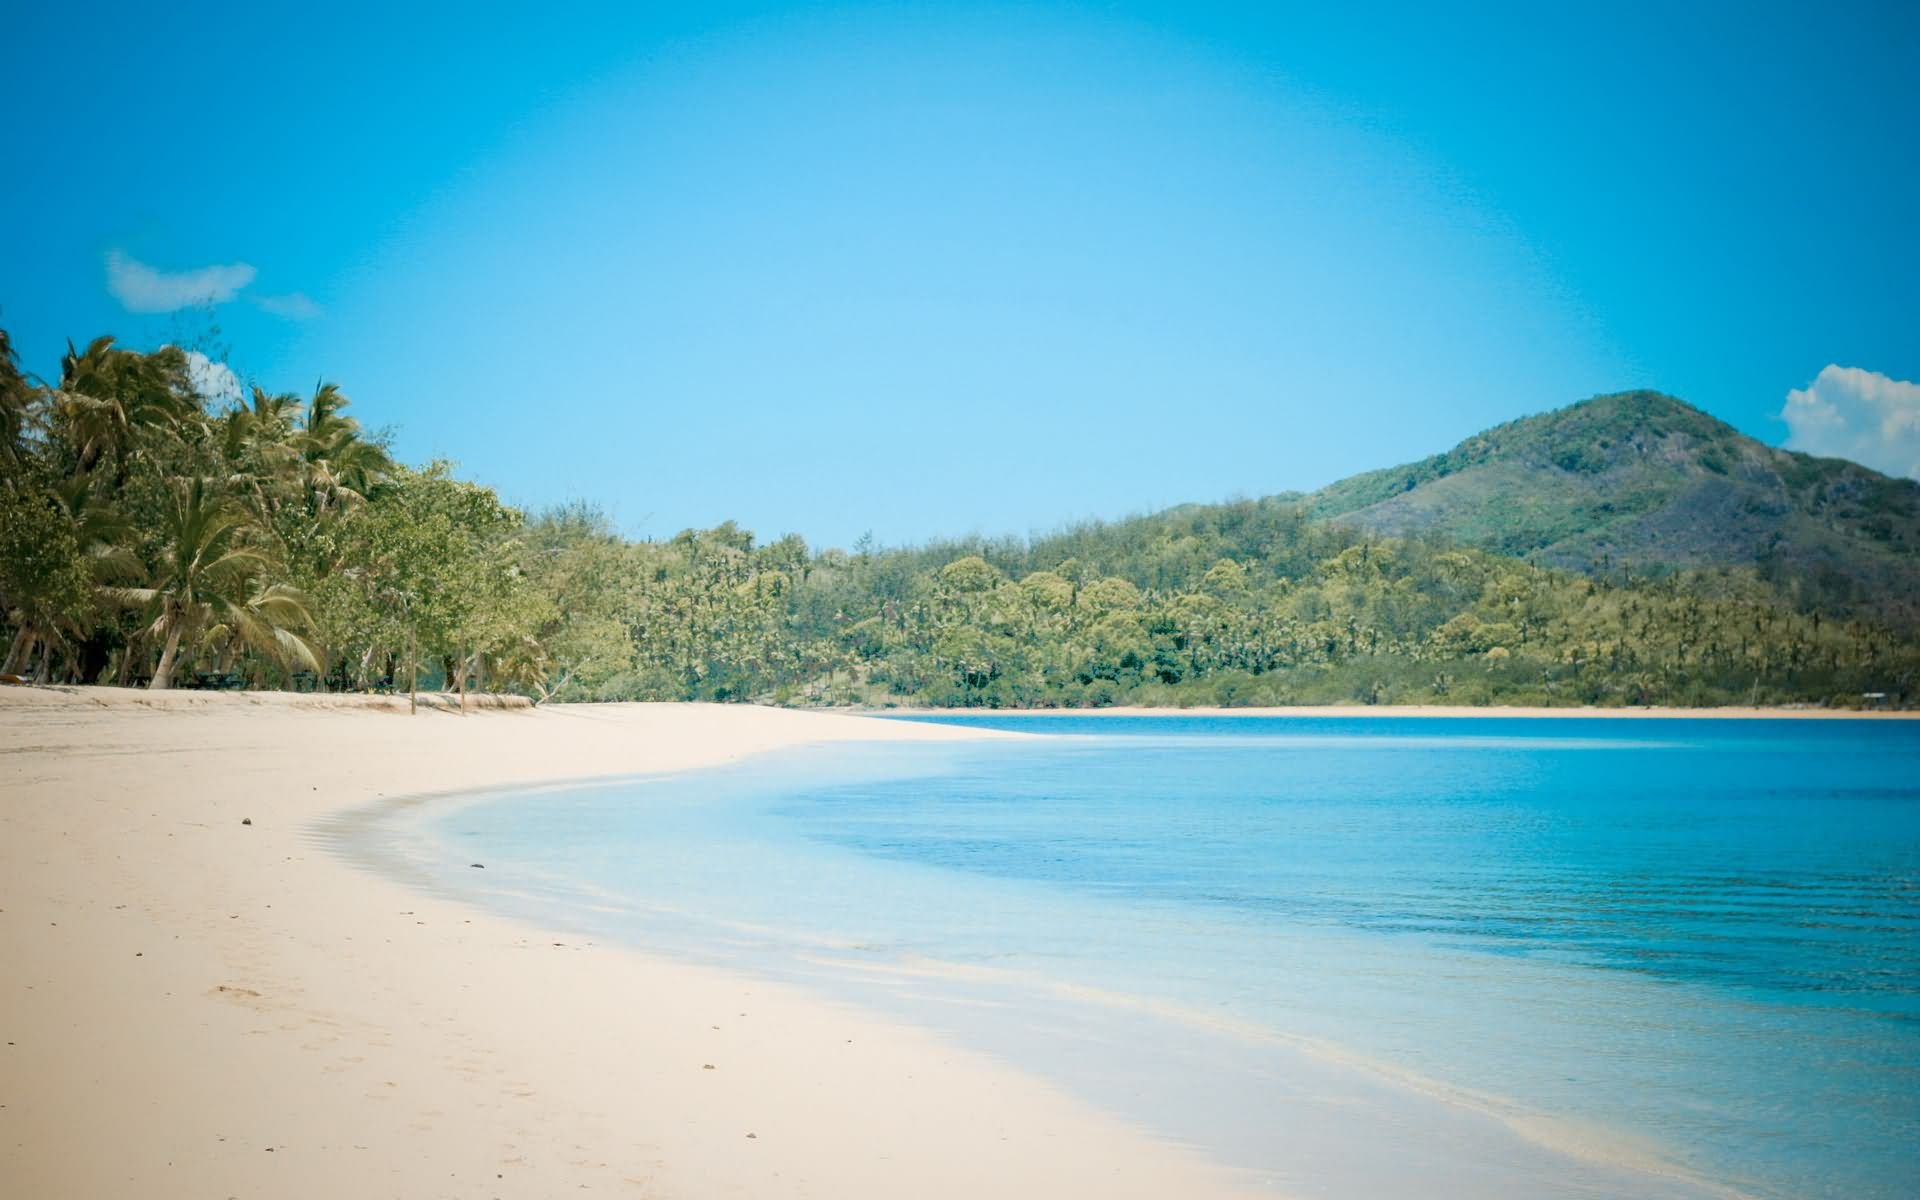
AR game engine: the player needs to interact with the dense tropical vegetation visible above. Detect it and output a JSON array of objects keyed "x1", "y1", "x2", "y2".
[
  {"x1": 2, "y1": 328, "x2": 1916, "y2": 708},
  {"x1": 0, "y1": 329, "x2": 539, "y2": 708}
]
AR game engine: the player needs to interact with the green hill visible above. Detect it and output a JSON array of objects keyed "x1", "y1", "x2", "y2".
[{"x1": 1305, "y1": 391, "x2": 1920, "y2": 627}]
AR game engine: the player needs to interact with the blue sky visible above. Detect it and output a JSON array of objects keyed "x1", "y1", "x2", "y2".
[{"x1": 4, "y1": 2, "x2": 1916, "y2": 547}]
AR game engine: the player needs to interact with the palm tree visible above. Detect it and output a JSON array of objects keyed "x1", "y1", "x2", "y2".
[
  {"x1": 0, "y1": 328, "x2": 38, "y2": 466},
  {"x1": 218, "y1": 385, "x2": 304, "y2": 526},
  {"x1": 0, "y1": 474, "x2": 143, "y2": 680},
  {"x1": 55, "y1": 337, "x2": 198, "y2": 476},
  {"x1": 0, "y1": 486, "x2": 85, "y2": 679},
  {"x1": 115, "y1": 477, "x2": 319, "y2": 688},
  {"x1": 298, "y1": 382, "x2": 393, "y2": 513}
]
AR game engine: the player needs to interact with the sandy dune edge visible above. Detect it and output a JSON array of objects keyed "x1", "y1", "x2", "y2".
[{"x1": 0, "y1": 690, "x2": 1259, "y2": 1199}]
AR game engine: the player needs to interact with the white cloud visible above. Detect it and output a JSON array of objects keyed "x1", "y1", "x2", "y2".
[
  {"x1": 1781, "y1": 365, "x2": 1920, "y2": 480},
  {"x1": 104, "y1": 249, "x2": 256, "y2": 313},
  {"x1": 181, "y1": 350, "x2": 242, "y2": 405},
  {"x1": 253, "y1": 291, "x2": 323, "y2": 320}
]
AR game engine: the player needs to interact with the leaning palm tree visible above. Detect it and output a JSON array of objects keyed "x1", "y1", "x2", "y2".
[{"x1": 116, "y1": 478, "x2": 320, "y2": 689}]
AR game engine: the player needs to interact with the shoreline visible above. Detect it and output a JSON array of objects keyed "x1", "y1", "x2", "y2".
[
  {"x1": 0, "y1": 688, "x2": 1256, "y2": 1199},
  {"x1": 872, "y1": 702, "x2": 1919, "y2": 719},
  {"x1": 362, "y1": 749, "x2": 1754, "y2": 1200}
]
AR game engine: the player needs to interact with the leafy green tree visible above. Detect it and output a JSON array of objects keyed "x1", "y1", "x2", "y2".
[
  {"x1": 344, "y1": 464, "x2": 537, "y2": 711},
  {"x1": 519, "y1": 504, "x2": 637, "y2": 701}
]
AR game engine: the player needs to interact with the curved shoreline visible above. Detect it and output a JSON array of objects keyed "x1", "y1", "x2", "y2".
[
  {"x1": 349, "y1": 736, "x2": 1752, "y2": 1200},
  {"x1": 0, "y1": 689, "x2": 1255, "y2": 1199}
]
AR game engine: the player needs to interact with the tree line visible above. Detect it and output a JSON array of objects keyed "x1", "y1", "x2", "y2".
[
  {"x1": 2, "y1": 329, "x2": 1915, "y2": 708},
  {"x1": 0, "y1": 330, "x2": 542, "y2": 707}
]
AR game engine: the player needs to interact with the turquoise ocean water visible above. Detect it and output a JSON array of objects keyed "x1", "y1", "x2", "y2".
[{"x1": 347, "y1": 716, "x2": 1920, "y2": 1199}]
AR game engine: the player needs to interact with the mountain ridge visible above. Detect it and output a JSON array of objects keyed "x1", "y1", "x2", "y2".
[{"x1": 1299, "y1": 390, "x2": 1920, "y2": 626}]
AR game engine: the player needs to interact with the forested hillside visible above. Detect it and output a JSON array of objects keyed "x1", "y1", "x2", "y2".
[
  {"x1": 1309, "y1": 391, "x2": 1920, "y2": 625},
  {"x1": 2, "y1": 330, "x2": 1916, "y2": 708}
]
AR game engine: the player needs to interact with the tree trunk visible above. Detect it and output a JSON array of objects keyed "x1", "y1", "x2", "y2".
[
  {"x1": 150, "y1": 622, "x2": 184, "y2": 690},
  {"x1": 458, "y1": 648, "x2": 469, "y2": 714},
  {"x1": 409, "y1": 627, "x2": 418, "y2": 715},
  {"x1": 2, "y1": 625, "x2": 32, "y2": 675}
]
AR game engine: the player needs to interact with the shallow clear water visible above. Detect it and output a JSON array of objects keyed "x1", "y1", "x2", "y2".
[{"x1": 363, "y1": 716, "x2": 1920, "y2": 1199}]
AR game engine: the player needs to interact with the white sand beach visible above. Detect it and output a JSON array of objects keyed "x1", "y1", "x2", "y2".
[{"x1": 0, "y1": 689, "x2": 1260, "y2": 1200}]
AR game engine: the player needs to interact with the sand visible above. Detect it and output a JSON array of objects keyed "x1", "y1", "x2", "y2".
[{"x1": 0, "y1": 688, "x2": 1261, "y2": 1200}]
